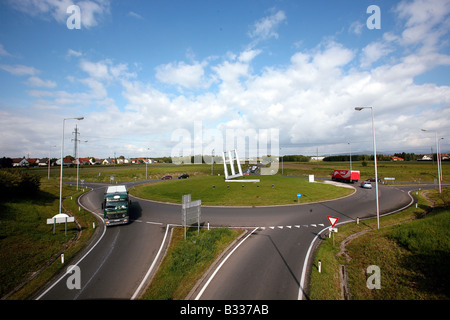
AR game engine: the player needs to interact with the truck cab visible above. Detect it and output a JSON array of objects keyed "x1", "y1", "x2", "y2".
[{"x1": 102, "y1": 185, "x2": 130, "y2": 226}]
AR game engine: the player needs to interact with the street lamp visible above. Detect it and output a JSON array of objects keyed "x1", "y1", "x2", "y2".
[
  {"x1": 421, "y1": 129, "x2": 442, "y2": 193},
  {"x1": 59, "y1": 117, "x2": 84, "y2": 215},
  {"x1": 355, "y1": 107, "x2": 380, "y2": 229}
]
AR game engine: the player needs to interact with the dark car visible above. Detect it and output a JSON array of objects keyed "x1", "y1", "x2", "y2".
[
  {"x1": 161, "y1": 175, "x2": 172, "y2": 180},
  {"x1": 178, "y1": 173, "x2": 189, "y2": 179},
  {"x1": 368, "y1": 177, "x2": 382, "y2": 183}
]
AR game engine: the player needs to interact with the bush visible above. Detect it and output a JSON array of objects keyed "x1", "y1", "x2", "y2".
[{"x1": 0, "y1": 169, "x2": 41, "y2": 197}]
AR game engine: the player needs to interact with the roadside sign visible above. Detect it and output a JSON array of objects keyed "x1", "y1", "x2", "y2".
[
  {"x1": 46, "y1": 213, "x2": 75, "y2": 224},
  {"x1": 297, "y1": 193, "x2": 301, "y2": 198},
  {"x1": 47, "y1": 213, "x2": 75, "y2": 235},
  {"x1": 327, "y1": 216, "x2": 339, "y2": 227}
]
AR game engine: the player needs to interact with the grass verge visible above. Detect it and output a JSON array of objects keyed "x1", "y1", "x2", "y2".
[
  {"x1": 309, "y1": 187, "x2": 450, "y2": 300},
  {"x1": 0, "y1": 179, "x2": 97, "y2": 299},
  {"x1": 141, "y1": 227, "x2": 244, "y2": 300},
  {"x1": 130, "y1": 175, "x2": 354, "y2": 206}
]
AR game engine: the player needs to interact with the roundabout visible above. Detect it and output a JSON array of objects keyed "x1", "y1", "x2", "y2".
[{"x1": 35, "y1": 176, "x2": 440, "y2": 301}]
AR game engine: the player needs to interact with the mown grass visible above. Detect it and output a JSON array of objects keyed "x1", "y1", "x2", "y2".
[
  {"x1": 130, "y1": 175, "x2": 354, "y2": 206},
  {"x1": 309, "y1": 187, "x2": 450, "y2": 300},
  {"x1": 0, "y1": 179, "x2": 97, "y2": 299},
  {"x1": 141, "y1": 227, "x2": 243, "y2": 300},
  {"x1": 282, "y1": 160, "x2": 449, "y2": 183},
  {"x1": 27, "y1": 160, "x2": 449, "y2": 184}
]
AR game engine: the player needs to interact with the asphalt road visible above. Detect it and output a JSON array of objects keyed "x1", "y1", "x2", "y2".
[{"x1": 35, "y1": 180, "x2": 439, "y2": 300}]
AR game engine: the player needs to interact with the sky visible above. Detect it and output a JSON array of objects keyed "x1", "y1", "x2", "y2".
[{"x1": 0, "y1": 0, "x2": 449, "y2": 160}]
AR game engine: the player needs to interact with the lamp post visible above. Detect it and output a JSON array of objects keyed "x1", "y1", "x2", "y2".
[
  {"x1": 421, "y1": 129, "x2": 442, "y2": 193},
  {"x1": 355, "y1": 107, "x2": 380, "y2": 229},
  {"x1": 59, "y1": 117, "x2": 83, "y2": 215}
]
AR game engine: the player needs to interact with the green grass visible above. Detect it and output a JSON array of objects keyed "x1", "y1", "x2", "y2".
[
  {"x1": 25, "y1": 160, "x2": 449, "y2": 184},
  {"x1": 0, "y1": 179, "x2": 97, "y2": 299},
  {"x1": 141, "y1": 227, "x2": 243, "y2": 300},
  {"x1": 282, "y1": 160, "x2": 449, "y2": 183},
  {"x1": 130, "y1": 175, "x2": 354, "y2": 206},
  {"x1": 309, "y1": 187, "x2": 450, "y2": 300}
]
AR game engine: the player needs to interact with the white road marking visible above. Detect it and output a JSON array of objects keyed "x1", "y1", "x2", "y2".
[{"x1": 195, "y1": 227, "x2": 259, "y2": 300}]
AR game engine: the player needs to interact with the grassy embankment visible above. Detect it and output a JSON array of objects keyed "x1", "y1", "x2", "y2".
[
  {"x1": 309, "y1": 187, "x2": 450, "y2": 300},
  {"x1": 141, "y1": 227, "x2": 244, "y2": 300},
  {"x1": 0, "y1": 179, "x2": 97, "y2": 299}
]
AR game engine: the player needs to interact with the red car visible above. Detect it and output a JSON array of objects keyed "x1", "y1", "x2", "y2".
[{"x1": 161, "y1": 175, "x2": 172, "y2": 180}]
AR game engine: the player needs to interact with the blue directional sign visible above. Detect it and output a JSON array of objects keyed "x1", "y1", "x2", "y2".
[{"x1": 297, "y1": 193, "x2": 301, "y2": 198}]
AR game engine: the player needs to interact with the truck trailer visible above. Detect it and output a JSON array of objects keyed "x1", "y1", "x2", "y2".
[
  {"x1": 102, "y1": 185, "x2": 130, "y2": 226},
  {"x1": 331, "y1": 170, "x2": 360, "y2": 183}
]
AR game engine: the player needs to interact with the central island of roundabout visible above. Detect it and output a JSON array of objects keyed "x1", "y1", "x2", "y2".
[{"x1": 129, "y1": 175, "x2": 355, "y2": 207}]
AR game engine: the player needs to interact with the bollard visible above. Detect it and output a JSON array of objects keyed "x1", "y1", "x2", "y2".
[
  {"x1": 357, "y1": 217, "x2": 359, "y2": 224},
  {"x1": 318, "y1": 260, "x2": 321, "y2": 273},
  {"x1": 93, "y1": 222, "x2": 95, "y2": 229},
  {"x1": 61, "y1": 253, "x2": 64, "y2": 264}
]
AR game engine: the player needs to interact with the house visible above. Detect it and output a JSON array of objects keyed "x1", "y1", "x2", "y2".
[
  {"x1": 38, "y1": 158, "x2": 49, "y2": 166},
  {"x1": 56, "y1": 158, "x2": 74, "y2": 166},
  {"x1": 102, "y1": 158, "x2": 114, "y2": 165},
  {"x1": 418, "y1": 154, "x2": 433, "y2": 161},
  {"x1": 391, "y1": 156, "x2": 404, "y2": 161},
  {"x1": 73, "y1": 158, "x2": 90, "y2": 165},
  {"x1": 12, "y1": 158, "x2": 29, "y2": 167}
]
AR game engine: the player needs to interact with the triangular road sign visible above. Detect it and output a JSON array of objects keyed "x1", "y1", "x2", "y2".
[{"x1": 327, "y1": 216, "x2": 339, "y2": 227}]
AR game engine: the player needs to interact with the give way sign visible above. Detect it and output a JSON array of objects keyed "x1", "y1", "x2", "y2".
[{"x1": 327, "y1": 216, "x2": 339, "y2": 228}]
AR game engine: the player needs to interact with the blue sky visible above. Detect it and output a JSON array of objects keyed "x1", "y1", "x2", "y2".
[{"x1": 0, "y1": 0, "x2": 449, "y2": 159}]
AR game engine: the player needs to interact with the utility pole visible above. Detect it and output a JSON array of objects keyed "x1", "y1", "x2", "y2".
[{"x1": 72, "y1": 125, "x2": 81, "y2": 190}]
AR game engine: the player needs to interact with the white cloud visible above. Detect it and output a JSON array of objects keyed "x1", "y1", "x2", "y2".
[
  {"x1": 248, "y1": 10, "x2": 286, "y2": 44},
  {"x1": 128, "y1": 11, "x2": 143, "y2": 20},
  {"x1": 360, "y1": 41, "x2": 393, "y2": 68},
  {"x1": 395, "y1": 0, "x2": 450, "y2": 48},
  {"x1": 66, "y1": 49, "x2": 83, "y2": 58},
  {"x1": 0, "y1": 44, "x2": 12, "y2": 57},
  {"x1": 25, "y1": 76, "x2": 57, "y2": 88},
  {"x1": 348, "y1": 20, "x2": 364, "y2": 35},
  {"x1": 0, "y1": 64, "x2": 39, "y2": 76},
  {"x1": 155, "y1": 60, "x2": 209, "y2": 89},
  {"x1": 7, "y1": 0, "x2": 110, "y2": 28}
]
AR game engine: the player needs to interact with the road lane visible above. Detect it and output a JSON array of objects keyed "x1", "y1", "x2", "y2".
[{"x1": 195, "y1": 184, "x2": 417, "y2": 300}]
